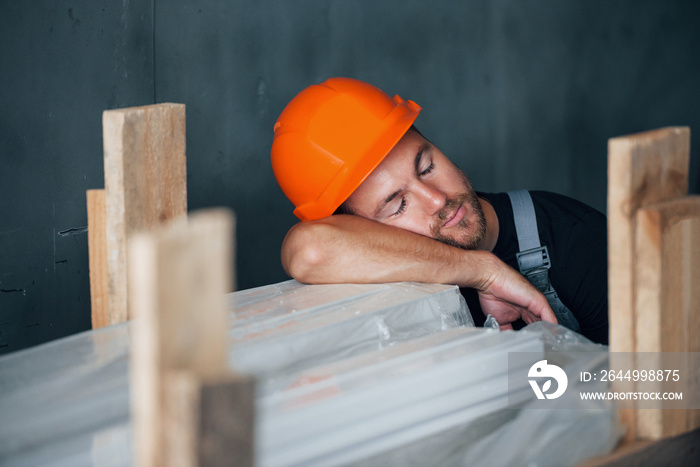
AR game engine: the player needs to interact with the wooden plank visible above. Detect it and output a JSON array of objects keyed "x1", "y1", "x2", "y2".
[
  {"x1": 635, "y1": 196, "x2": 700, "y2": 439},
  {"x1": 607, "y1": 127, "x2": 690, "y2": 442},
  {"x1": 103, "y1": 103, "x2": 187, "y2": 323},
  {"x1": 87, "y1": 189, "x2": 110, "y2": 328},
  {"x1": 635, "y1": 196, "x2": 700, "y2": 353},
  {"x1": 129, "y1": 209, "x2": 252, "y2": 467},
  {"x1": 165, "y1": 371, "x2": 255, "y2": 467},
  {"x1": 576, "y1": 427, "x2": 700, "y2": 467},
  {"x1": 608, "y1": 127, "x2": 690, "y2": 353}
]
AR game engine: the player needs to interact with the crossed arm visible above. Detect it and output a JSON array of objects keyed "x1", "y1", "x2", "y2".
[{"x1": 281, "y1": 214, "x2": 557, "y2": 329}]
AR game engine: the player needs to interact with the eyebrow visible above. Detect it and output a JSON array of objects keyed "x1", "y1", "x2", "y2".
[{"x1": 372, "y1": 142, "x2": 433, "y2": 218}]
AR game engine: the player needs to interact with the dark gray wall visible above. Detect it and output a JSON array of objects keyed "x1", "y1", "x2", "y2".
[
  {"x1": 2, "y1": 0, "x2": 699, "y2": 354},
  {"x1": 0, "y1": 1, "x2": 154, "y2": 353}
]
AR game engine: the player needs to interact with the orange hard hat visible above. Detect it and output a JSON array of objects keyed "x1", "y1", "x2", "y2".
[{"x1": 271, "y1": 77, "x2": 422, "y2": 221}]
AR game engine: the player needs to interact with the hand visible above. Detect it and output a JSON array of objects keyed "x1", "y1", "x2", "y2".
[{"x1": 475, "y1": 259, "x2": 557, "y2": 330}]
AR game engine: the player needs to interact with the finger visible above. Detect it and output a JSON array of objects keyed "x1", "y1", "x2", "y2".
[
  {"x1": 522, "y1": 303, "x2": 557, "y2": 325},
  {"x1": 532, "y1": 299, "x2": 557, "y2": 324},
  {"x1": 539, "y1": 305, "x2": 558, "y2": 324},
  {"x1": 499, "y1": 323, "x2": 514, "y2": 331},
  {"x1": 524, "y1": 316, "x2": 538, "y2": 324}
]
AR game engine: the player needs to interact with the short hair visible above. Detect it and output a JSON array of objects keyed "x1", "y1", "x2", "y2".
[{"x1": 333, "y1": 202, "x2": 355, "y2": 216}]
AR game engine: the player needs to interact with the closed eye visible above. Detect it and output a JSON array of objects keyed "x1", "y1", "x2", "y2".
[
  {"x1": 393, "y1": 197, "x2": 407, "y2": 216},
  {"x1": 414, "y1": 142, "x2": 434, "y2": 177},
  {"x1": 420, "y1": 162, "x2": 435, "y2": 177}
]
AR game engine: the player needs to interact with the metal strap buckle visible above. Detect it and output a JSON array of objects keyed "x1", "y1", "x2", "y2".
[{"x1": 516, "y1": 246, "x2": 552, "y2": 292}]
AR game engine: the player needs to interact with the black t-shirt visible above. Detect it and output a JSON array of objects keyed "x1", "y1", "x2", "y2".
[{"x1": 462, "y1": 191, "x2": 609, "y2": 344}]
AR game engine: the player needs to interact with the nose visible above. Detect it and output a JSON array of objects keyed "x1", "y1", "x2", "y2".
[{"x1": 415, "y1": 180, "x2": 447, "y2": 215}]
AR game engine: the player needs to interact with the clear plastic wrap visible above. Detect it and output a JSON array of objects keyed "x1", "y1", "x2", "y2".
[
  {"x1": 0, "y1": 281, "x2": 471, "y2": 466},
  {"x1": 230, "y1": 281, "x2": 473, "y2": 388},
  {"x1": 0, "y1": 322, "x2": 131, "y2": 465},
  {"x1": 0, "y1": 281, "x2": 619, "y2": 467},
  {"x1": 257, "y1": 328, "x2": 544, "y2": 467},
  {"x1": 352, "y1": 322, "x2": 620, "y2": 467}
]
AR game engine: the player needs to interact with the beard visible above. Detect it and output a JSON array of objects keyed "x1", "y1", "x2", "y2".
[{"x1": 430, "y1": 172, "x2": 487, "y2": 250}]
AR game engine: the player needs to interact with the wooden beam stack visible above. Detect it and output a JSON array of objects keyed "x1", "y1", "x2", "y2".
[
  {"x1": 87, "y1": 103, "x2": 255, "y2": 465},
  {"x1": 608, "y1": 126, "x2": 700, "y2": 441},
  {"x1": 88, "y1": 103, "x2": 187, "y2": 328},
  {"x1": 128, "y1": 209, "x2": 254, "y2": 467}
]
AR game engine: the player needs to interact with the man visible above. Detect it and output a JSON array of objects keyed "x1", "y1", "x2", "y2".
[{"x1": 271, "y1": 77, "x2": 608, "y2": 344}]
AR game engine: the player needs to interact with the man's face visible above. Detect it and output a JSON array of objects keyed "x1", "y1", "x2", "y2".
[{"x1": 344, "y1": 129, "x2": 487, "y2": 250}]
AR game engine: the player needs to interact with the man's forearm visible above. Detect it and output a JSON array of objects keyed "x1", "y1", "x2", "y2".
[
  {"x1": 281, "y1": 214, "x2": 494, "y2": 288},
  {"x1": 281, "y1": 214, "x2": 557, "y2": 327}
]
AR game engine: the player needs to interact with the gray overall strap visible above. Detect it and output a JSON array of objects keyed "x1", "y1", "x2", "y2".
[{"x1": 506, "y1": 190, "x2": 580, "y2": 332}]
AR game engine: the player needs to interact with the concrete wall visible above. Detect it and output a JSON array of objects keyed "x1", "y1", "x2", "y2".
[
  {"x1": 0, "y1": 1, "x2": 154, "y2": 352},
  {"x1": 2, "y1": 0, "x2": 699, "y2": 354}
]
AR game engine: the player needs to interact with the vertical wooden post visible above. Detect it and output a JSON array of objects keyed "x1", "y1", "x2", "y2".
[
  {"x1": 165, "y1": 371, "x2": 256, "y2": 467},
  {"x1": 87, "y1": 189, "x2": 109, "y2": 328},
  {"x1": 103, "y1": 103, "x2": 187, "y2": 324},
  {"x1": 635, "y1": 196, "x2": 700, "y2": 438},
  {"x1": 607, "y1": 127, "x2": 691, "y2": 442},
  {"x1": 129, "y1": 209, "x2": 254, "y2": 467},
  {"x1": 635, "y1": 197, "x2": 700, "y2": 354},
  {"x1": 608, "y1": 127, "x2": 690, "y2": 353}
]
